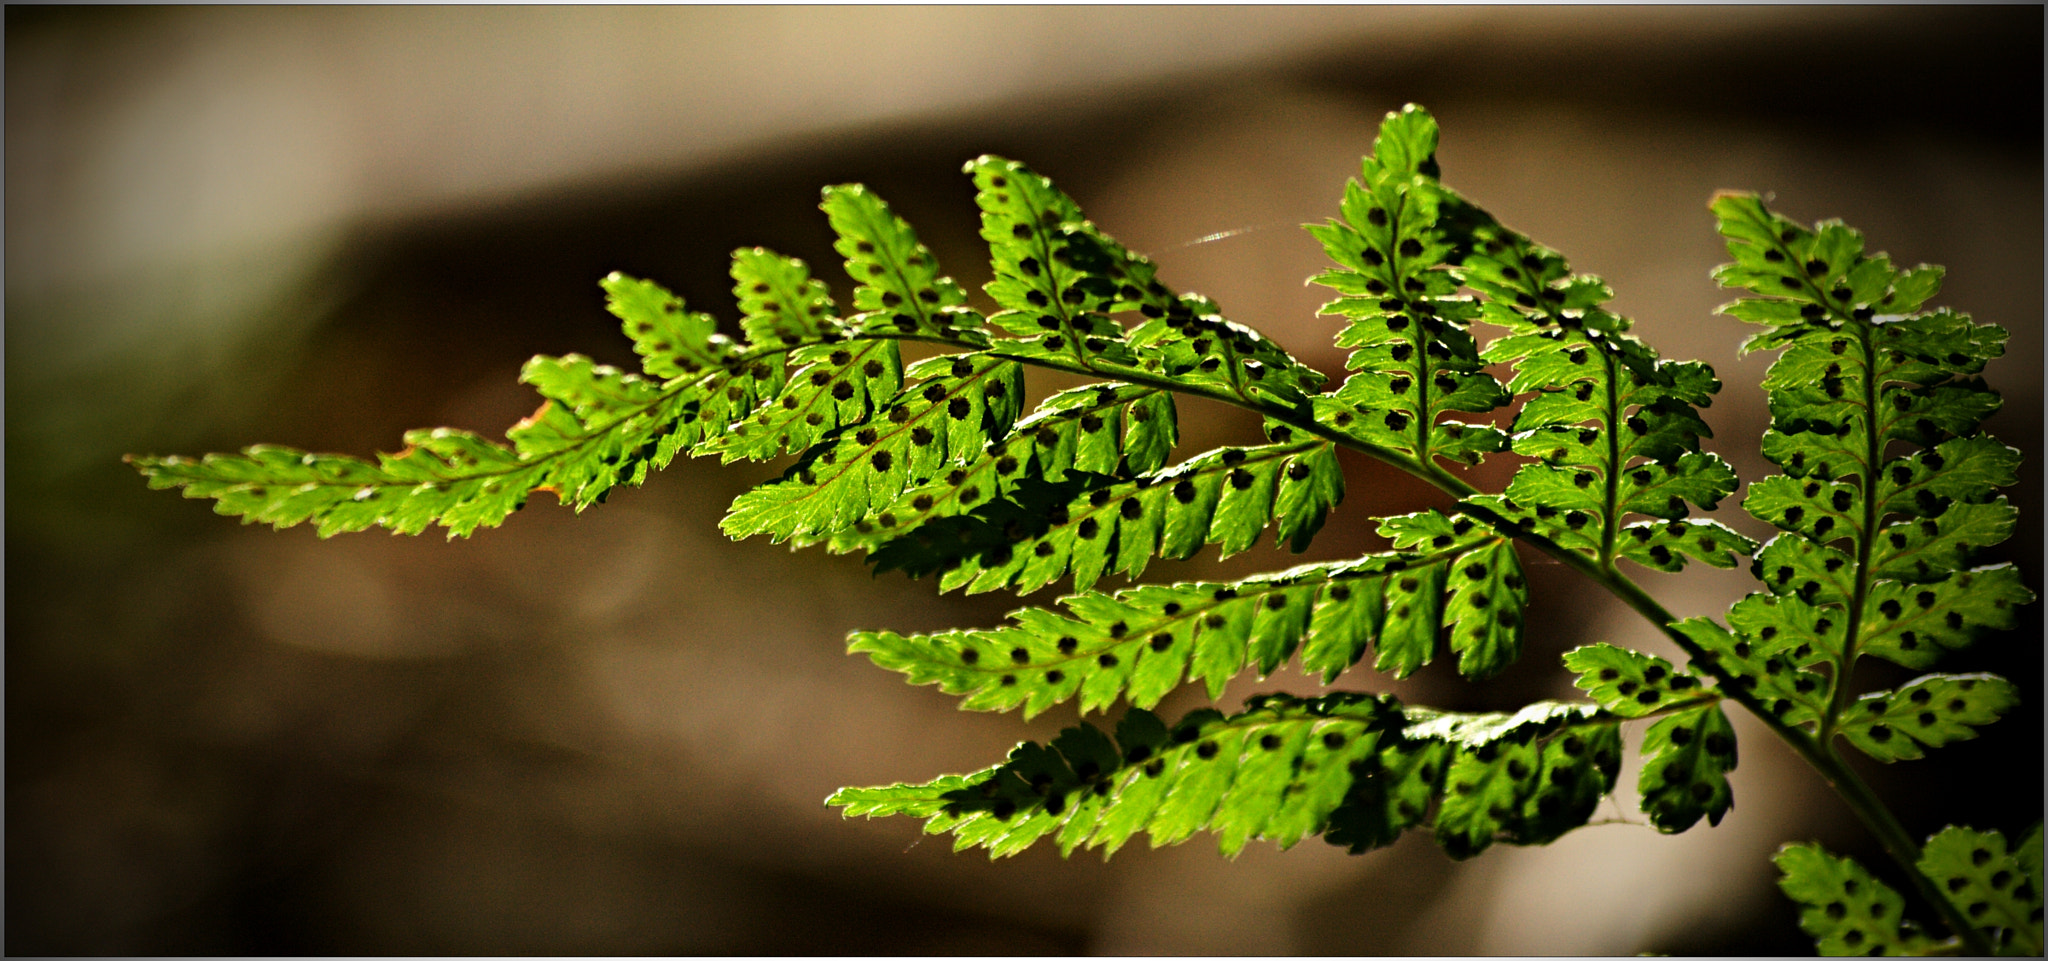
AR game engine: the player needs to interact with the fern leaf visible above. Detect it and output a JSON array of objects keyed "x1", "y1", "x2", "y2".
[
  {"x1": 1637, "y1": 704, "x2": 1738, "y2": 832},
  {"x1": 1710, "y1": 192, "x2": 2035, "y2": 759},
  {"x1": 1454, "y1": 205, "x2": 1755, "y2": 574},
  {"x1": 965, "y1": 157, "x2": 1327, "y2": 406},
  {"x1": 606, "y1": 271, "x2": 736, "y2": 378},
  {"x1": 730, "y1": 246, "x2": 844, "y2": 347},
  {"x1": 130, "y1": 344, "x2": 707, "y2": 537},
  {"x1": 132, "y1": 274, "x2": 732, "y2": 536},
  {"x1": 1563, "y1": 643, "x2": 1717, "y2": 718},
  {"x1": 1320, "y1": 729, "x2": 1446, "y2": 854},
  {"x1": 870, "y1": 433, "x2": 1343, "y2": 597},
  {"x1": 721, "y1": 352, "x2": 1024, "y2": 543},
  {"x1": 1905, "y1": 825, "x2": 2047, "y2": 956},
  {"x1": 851, "y1": 516, "x2": 1526, "y2": 718},
  {"x1": 835, "y1": 383, "x2": 1176, "y2": 557},
  {"x1": 1408, "y1": 701, "x2": 1623, "y2": 859},
  {"x1": 821, "y1": 183, "x2": 987, "y2": 342},
  {"x1": 130, "y1": 432, "x2": 537, "y2": 538},
  {"x1": 1674, "y1": 614, "x2": 1830, "y2": 727},
  {"x1": 704, "y1": 338, "x2": 903, "y2": 462},
  {"x1": 828, "y1": 693, "x2": 1405, "y2": 859},
  {"x1": 828, "y1": 692, "x2": 1624, "y2": 862},
  {"x1": 1919, "y1": 825, "x2": 2044, "y2": 955},
  {"x1": 1776, "y1": 842, "x2": 1943, "y2": 956},
  {"x1": 1309, "y1": 105, "x2": 1509, "y2": 468},
  {"x1": 1117, "y1": 292, "x2": 1329, "y2": 411},
  {"x1": 1835, "y1": 673, "x2": 2020, "y2": 763},
  {"x1": 966, "y1": 156, "x2": 1163, "y2": 367}
]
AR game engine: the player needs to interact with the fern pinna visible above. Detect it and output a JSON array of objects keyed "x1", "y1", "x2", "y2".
[{"x1": 130, "y1": 105, "x2": 2036, "y2": 955}]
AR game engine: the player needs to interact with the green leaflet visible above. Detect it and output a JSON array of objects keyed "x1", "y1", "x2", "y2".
[
  {"x1": 1918, "y1": 825, "x2": 2045, "y2": 955},
  {"x1": 721, "y1": 353, "x2": 1024, "y2": 544},
  {"x1": 1674, "y1": 615, "x2": 1829, "y2": 728},
  {"x1": 131, "y1": 350, "x2": 699, "y2": 537},
  {"x1": 1409, "y1": 701, "x2": 1623, "y2": 859},
  {"x1": 705, "y1": 338, "x2": 903, "y2": 463},
  {"x1": 827, "y1": 692, "x2": 1623, "y2": 862},
  {"x1": 1458, "y1": 205, "x2": 1754, "y2": 575},
  {"x1": 828, "y1": 693, "x2": 1404, "y2": 859},
  {"x1": 1108, "y1": 293, "x2": 1328, "y2": 411},
  {"x1": 1776, "y1": 842, "x2": 1944, "y2": 956},
  {"x1": 1836, "y1": 673, "x2": 2019, "y2": 763},
  {"x1": 850, "y1": 517, "x2": 1525, "y2": 718},
  {"x1": 1374, "y1": 509, "x2": 1528, "y2": 678},
  {"x1": 1637, "y1": 704, "x2": 1738, "y2": 833},
  {"x1": 699, "y1": 249, "x2": 906, "y2": 462},
  {"x1": 967, "y1": 156, "x2": 1160, "y2": 368},
  {"x1": 1563, "y1": 644, "x2": 1717, "y2": 718},
  {"x1": 609, "y1": 270, "x2": 735, "y2": 378},
  {"x1": 822, "y1": 183, "x2": 986, "y2": 343},
  {"x1": 130, "y1": 432, "x2": 538, "y2": 538},
  {"x1": 1709, "y1": 193, "x2": 2033, "y2": 764},
  {"x1": 1309, "y1": 105, "x2": 1509, "y2": 469},
  {"x1": 890, "y1": 434, "x2": 1344, "y2": 596},
  {"x1": 968, "y1": 153, "x2": 1327, "y2": 406},
  {"x1": 1774, "y1": 827, "x2": 2044, "y2": 956},
  {"x1": 837, "y1": 383, "x2": 1176, "y2": 556}
]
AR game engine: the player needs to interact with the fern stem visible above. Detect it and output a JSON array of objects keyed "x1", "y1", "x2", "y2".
[{"x1": 1822, "y1": 317, "x2": 1883, "y2": 741}]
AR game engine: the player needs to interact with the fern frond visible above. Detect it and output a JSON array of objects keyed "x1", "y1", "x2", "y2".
[
  {"x1": 850, "y1": 512, "x2": 1527, "y2": 718},
  {"x1": 822, "y1": 183, "x2": 987, "y2": 343},
  {"x1": 828, "y1": 382, "x2": 1176, "y2": 557},
  {"x1": 1775, "y1": 826, "x2": 2043, "y2": 956},
  {"x1": 827, "y1": 691, "x2": 1625, "y2": 862},
  {"x1": 132, "y1": 347, "x2": 700, "y2": 537},
  {"x1": 130, "y1": 431, "x2": 539, "y2": 538},
  {"x1": 1672, "y1": 615, "x2": 1830, "y2": 727},
  {"x1": 1308, "y1": 104, "x2": 1509, "y2": 468},
  {"x1": 1707, "y1": 192, "x2": 2034, "y2": 762},
  {"x1": 1113, "y1": 292, "x2": 1329, "y2": 411},
  {"x1": 1835, "y1": 673, "x2": 2019, "y2": 763},
  {"x1": 1917, "y1": 825, "x2": 2045, "y2": 956},
  {"x1": 885, "y1": 432, "x2": 1344, "y2": 596},
  {"x1": 1445, "y1": 197, "x2": 1756, "y2": 574},
  {"x1": 967, "y1": 156, "x2": 1160, "y2": 367},
  {"x1": 1776, "y1": 842, "x2": 1947, "y2": 956},
  {"x1": 720, "y1": 352, "x2": 1024, "y2": 543},
  {"x1": 1563, "y1": 643, "x2": 1717, "y2": 718},
  {"x1": 1636, "y1": 704, "x2": 1738, "y2": 832},
  {"x1": 1403, "y1": 701, "x2": 1623, "y2": 859}
]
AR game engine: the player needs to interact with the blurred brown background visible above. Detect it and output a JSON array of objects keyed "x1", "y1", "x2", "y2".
[{"x1": 7, "y1": 6, "x2": 2041, "y2": 955}]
